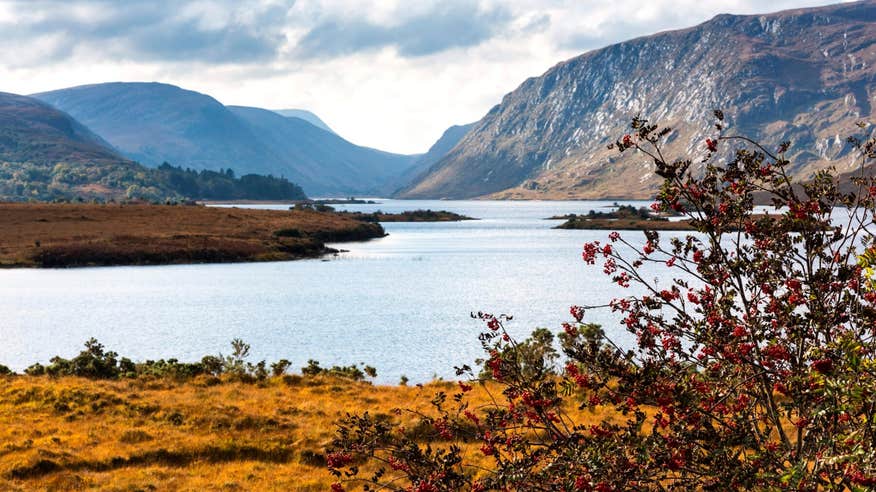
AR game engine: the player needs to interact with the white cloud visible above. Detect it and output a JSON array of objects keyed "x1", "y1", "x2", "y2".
[{"x1": 0, "y1": 0, "x2": 859, "y2": 153}]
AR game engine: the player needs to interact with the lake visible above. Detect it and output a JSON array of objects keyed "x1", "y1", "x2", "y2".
[{"x1": 0, "y1": 199, "x2": 686, "y2": 383}]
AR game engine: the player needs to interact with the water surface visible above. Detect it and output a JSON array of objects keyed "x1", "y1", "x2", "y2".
[{"x1": 1, "y1": 199, "x2": 679, "y2": 383}]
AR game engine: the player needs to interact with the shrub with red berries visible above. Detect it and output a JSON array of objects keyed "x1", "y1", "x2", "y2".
[{"x1": 327, "y1": 112, "x2": 876, "y2": 490}]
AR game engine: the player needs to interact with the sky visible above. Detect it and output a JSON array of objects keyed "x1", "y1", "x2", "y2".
[{"x1": 0, "y1": 0, "x2": 856, "y2": 154}]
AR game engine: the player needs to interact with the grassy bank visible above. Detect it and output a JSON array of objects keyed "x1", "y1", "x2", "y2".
[{"x1": 0, "y1": 203, "x2": 385, "y2": 267}]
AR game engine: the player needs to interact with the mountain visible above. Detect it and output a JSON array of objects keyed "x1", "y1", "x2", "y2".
[
  {"x1": 33, "y1": 82, "x2": 417, "y2": 196},
  {"x1": 273, "y1": 109, "x2": 336, "y2": 134},
  {"x1": 399, "y1": 1, "x2": 876, "y2": 199},
  {"x1": 392, "y1": 122, "x2": 475, "y2": 191},
  {"x1": 227, "y1": 105, "x2": 418, "y2": 195}
]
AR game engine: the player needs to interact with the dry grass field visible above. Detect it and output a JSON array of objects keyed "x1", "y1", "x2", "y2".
[{"x1": 0, "y1": 203, "x2": 384, "y2": 267}]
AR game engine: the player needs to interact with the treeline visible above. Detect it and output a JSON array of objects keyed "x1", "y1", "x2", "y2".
[
  {"x1": 0, "y1": 160, "x2": 307, "y2": 202},
  {"x1": 155, "y1": 163, "x2": 306, "y2": 201}
]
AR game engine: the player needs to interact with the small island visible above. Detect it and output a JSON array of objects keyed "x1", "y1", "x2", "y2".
[
  {"x1": 311, "y1": 197, "x2": 379, "y2": 205},
  {"x1": 0, "y1": 203, "x2": 386, "y2": 268},
  {"x1": 293, "y1": 203, "x2": 475, "y2": 222},
  {"x1": 551, "y1": 204, "x2": 695, "y2": 231},
  {"x1": 340, "y1": 209, "x2": 475, "y2": 223}
]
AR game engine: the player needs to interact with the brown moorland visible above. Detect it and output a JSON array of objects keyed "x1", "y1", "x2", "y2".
[{"x1": 0, "y1": 203, "x2": 385, "y2": 268}]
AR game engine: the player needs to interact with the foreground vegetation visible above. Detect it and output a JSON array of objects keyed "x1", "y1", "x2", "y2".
[
  {"x1": 0, "y1": 203, "x2": 384, "y2": 267},
  {"x1": 0, "y1": 338, "x2": 615, "y2": 491}
]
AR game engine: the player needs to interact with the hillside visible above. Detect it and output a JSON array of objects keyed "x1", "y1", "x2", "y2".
[
  {"x1": 399, "y1": 0, "x2": 876, "y2": 199},
  {"x1": 273, "y1": 108, "x2": 336, "y2": 134},
  {"x1": 0, "y1": 92, "x2": 123, "y2": 165},
  {"x1": 0, "y1": 91, "x2": 177, "y2": 200},
  {"x1": 34, "y1": 83, "x2": 419, "y2": 196}
]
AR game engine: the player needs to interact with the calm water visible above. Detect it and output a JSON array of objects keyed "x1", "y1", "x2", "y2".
[{"x1": 0, "y1": 200, "x2": 685, "y2": 383}]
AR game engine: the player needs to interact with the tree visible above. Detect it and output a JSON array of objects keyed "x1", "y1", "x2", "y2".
[{"x1": 327, "y1": 113, "x2": 876, "y2": 491}]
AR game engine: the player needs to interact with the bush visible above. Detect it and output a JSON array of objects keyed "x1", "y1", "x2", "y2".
[
  {"x1": 271, "y1": 359, "x2": 292, "y2": 376},
  {"x1": 219, "y1": 338, "x2": 269, "y2": 382},
  {"x1": 301, "y1": 360, "x2": 375, "y2": 381},
  {"x1": 328, "y1": 113, "x2": 876, "y2": 490},
  {"x1": 43, "y1": 338, "x2": 124, "y2": 379}
]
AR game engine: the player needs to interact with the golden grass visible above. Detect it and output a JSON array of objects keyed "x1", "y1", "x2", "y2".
[{"x1": 0, "y1": 375, "x2": 624, "y2": 491}]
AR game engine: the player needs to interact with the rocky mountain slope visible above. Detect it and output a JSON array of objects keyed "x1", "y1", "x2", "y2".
[
  {"x1": 399, "y1": 1, "x2": 876, "y2": 199},
  {"x1": 34, "y1": 83, "x2": 417, "y2": 196}
]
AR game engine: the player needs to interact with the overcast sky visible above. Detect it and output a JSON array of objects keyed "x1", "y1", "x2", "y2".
[{"x1": 0, "y1": 0, "x2": 855, "y2": 154}]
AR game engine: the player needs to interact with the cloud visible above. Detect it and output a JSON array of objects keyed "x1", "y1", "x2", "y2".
[
  {"x1": 0, "y1": 0, "x2": 292, "y2": 66},
  {"x1": 293, "y1": 2, "x2": 513, "y2": 59}
]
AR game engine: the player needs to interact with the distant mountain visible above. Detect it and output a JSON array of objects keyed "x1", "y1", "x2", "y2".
[
  {"x1": 33, "y1": 83, "x2": 284, "y2": 175},
  {"x1": 399, "y1": 1, "x2": 876, "y2": 199},
  {"x1": 228, "y1": 105, "x2": 418, "y2": 195},
  {"x1": 34, "y1": 82, "x2": 418, "y2": 196},
  {"x1": 273, "y1": 109, "x2": 336, "y2": 134},
  {"x1": 0, "y1": 91, "x2": 305, "y2": 202},
  {"x1": 392, "y1": 122, "x2": 475, "y2": 192}
]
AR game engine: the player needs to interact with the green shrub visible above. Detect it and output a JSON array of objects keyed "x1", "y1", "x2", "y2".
[
  {"x1": 24, "y1": 363, "x2": 45, "y2": 376},
  {"x1": 271, "y1": 359, "x2": 292, "y2": 376}
]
